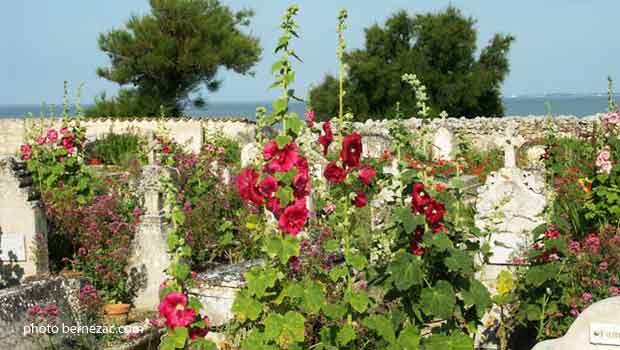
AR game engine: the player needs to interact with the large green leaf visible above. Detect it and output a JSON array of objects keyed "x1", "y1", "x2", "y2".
[
  {"x1": 363, "y1": 315, "x2": 396, "y2": 344},
  {"x1": 423, "y1": 333, "x2": 473, "y2": 350},
  {"x1": 461, "y1": 280, "x2": 492, "y2": 318},
  {"x1": 345, "y1": 289, "x2": 371, "y2": 313},
  {"x1": 397, "y1": 325, "x2": 421, "y2": 349},
  {"x1": 388, "y1": 251, "x2": 422, "y2": 291},
  {"x1": 444, "y1": 250, "x2": 473, "y2": 275},
  {"x1": 526, "y1": 263, "x2": 559, "y2": 287},
  {"x1": 231, "y1": 290, "x2": 262, "y2": 321},
  {"x1": 245, "y1": 267, "x2": 279, "y2": 299},
  {"x1": 420, "y1": 281, "x2": 456, "y2": 320},
  {"x1": 337, "y1": 324, "x2": 357, "y2": 346}
]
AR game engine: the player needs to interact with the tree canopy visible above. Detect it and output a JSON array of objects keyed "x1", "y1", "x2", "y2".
[
  {"x1": 309, "y1": 7, "x2": 514, "y2": 121},
  {"x1": 87, "y1": 0, "x2": 261, "y2": 117}
]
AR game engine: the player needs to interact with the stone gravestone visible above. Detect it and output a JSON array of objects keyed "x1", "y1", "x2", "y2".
[
  {"x1": 0, "y1": 156, "x2": 48, "y2": 282},
  {"x1": 432, "y1": 112, "x2": 454, "y2": 161},
  {"x1": 128, "y1": 146, "x2": 172, "y2": 310},
  {"x1": 474, "y1": 124, "x2": 546, "y2": 349},
  {"x1": 533, "y1": 296, "x2": 620, "y2": 350}
]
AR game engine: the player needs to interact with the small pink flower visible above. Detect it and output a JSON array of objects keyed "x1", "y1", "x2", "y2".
[
  {"x1": 603, "y1": 112, "x2": 620, "y2": 128},
  {"x1": 584, "y1": 233, "x2": 601, "y2": 253},
  {"x1": 581, "y1": 292, "x2": 593, "y2": 304},
  {"x1": 596, "y1": 147, "x2": 613, "y2": 174},
  {"x1": 305, "y1": 110, "x2": 315, "y2": 127},
  {"x1": 20, "y1": 144, "x2": 32, "y2": 161},
  {"x1": 324, "y1": 202, "x2": 336, "y2": 215},
  {"x1": 570, "y1": 308, "x2": 580, "y2": 317},
  {"x1": 599, "y1": 261, "x2": 609, "y2": 272},
  {"x1": 544, "y1": 228, "x2": 560, "y2": 240},
  {"x1": 36, "y1": 136, "x2": 46, "y2": 145},
  {"x1": 610, "y1": 286, "x2": 620, "y2": 297},
  {"x1": 568, "y1": 240, "x2": 581, "y2": 254}
]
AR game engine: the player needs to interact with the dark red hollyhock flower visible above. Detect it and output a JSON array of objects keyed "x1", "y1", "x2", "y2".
[
  {"x1": 236, "y1": 168, "x2": 264, "y2": 205},
  {"x1": 265, "y1": 142, "x2": 300, "y2": 173},
  {"x1": 267, "y1": 197, "x2": 282, "y2": 216},
  {"x1": 411, "y1": 183, "x2": 432, "y2": 213},
  {"x1": 293, "y1": 156, "x2": 311, "y2": 198},
  {"x1": 410, "y1": 226, "x2": 424, "y2": 256},
  {"x1": 189, "y1": 316, "x2": 210, "y2": 339},
  {"x1": 278, "y1": 199, "x2": 309, "y2": 236},
  {"x1": 432, "y1": 224, "x2": 446, "y2": 234},
  {"x1": 353, "y1": 192, "x2": 368, "y2": 208},
  {"x1": 340, "y1": 133, "x2": 363, "y2": 168},
  {"x1": 424, "y1": 200, "x2": 445, "y2": 226},
  {"x1": 259, "y1": 175, "x2": 278, "y2": 197},
  {"x1": 358, "y1": 165, "x2": 376, "y2": 185},
  {"x1": 318, "y1": 122, "x2": 334, "y2": 156},
  {"x1": 324, "y1": 162, "x2": 347, "y2": 184}
]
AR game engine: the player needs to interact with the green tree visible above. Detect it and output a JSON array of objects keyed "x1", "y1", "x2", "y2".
[
  {"x1": 309, "y1": 7, "x2": 514, "y2": 121},
  {"x1": 87, "y1": 0, "x2": 261, "y2": 117}
]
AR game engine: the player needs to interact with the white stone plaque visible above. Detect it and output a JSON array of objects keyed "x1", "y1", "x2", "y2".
[
  {"x1": 0, "y1": 234, "x2": 26, "y2": 261},
  {"x1": 590, "y1": 323, "x2": 620, "y2": 346}
]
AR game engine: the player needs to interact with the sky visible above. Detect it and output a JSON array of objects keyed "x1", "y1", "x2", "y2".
[{"x1": 1, "y1": 0, "x2": 619, "y2": 105}]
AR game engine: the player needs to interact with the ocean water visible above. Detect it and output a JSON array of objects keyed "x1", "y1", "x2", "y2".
[{"x1": 0, "y1": 94, "x2": 614, "y2": 119}]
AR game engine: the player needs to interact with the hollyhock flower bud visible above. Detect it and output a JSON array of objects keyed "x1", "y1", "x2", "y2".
[
  {"x1": 36, "y1": 135, "x2": 46, "y2": 145},
  {"x1": 584, "y1": 233, "x2": 601, "y2": 253},
  {"x1": 570, "y1": 308, "x2": 580, "y2": 317},
  {"x1": 358, "y1": 165, "x2": 376, "y2": 185}
]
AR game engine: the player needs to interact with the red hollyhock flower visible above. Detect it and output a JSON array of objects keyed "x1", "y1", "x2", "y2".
[
  {"x1": 432, "y1": 224, "x2": 446, "y2": 234},
  {"x1": 189, "y1": 316, "x2": 210, "y2": 339},
  {"x1": 158, "y1": 292, "x2": 196, "y2": 328},
  {"x1": 411, "y1": 183, "x2": 432, "y2": 213},
  {"x1": 20, "y1": 144, "x2": 33, "y2": 161},
  {"x1": 263, "y1": 140, "x2": 279, "y2": 160},
  {"x1": 324, "y1": 162, "x2": 347, "y2": 184},
  {"x1": 358, "y1": 165, "x2": 376, "y2": 185},
  {"x1": 318, "y1": 123, "x2": 333, "y2": 156},
  {"x1": 267, "y1": 197, "x2": 282, "y2": 216},
  {"x1": 424, "y1": 200, "x2": 445, "y2": 226},
  {"x1": 410, "y1": 226, "x2": 425, "y2": 256},
  {"x1": 265, "y1": 142, "x2": 300, "y2": 173},
  {"x1": 259, "y1": 175, "x2": 278, "y2": 197},
  {"x1": 236, "y1": 168, "x2": 264, "y2": 205},
  {"x1": 340, "y1": 133, "x2": 363, "y2": 168},
  {"x1": 278, "y1": 199, "x2": 309, "y2": 235},
  {"x1": 293, "y1": 171, "x2": 310, "y2": 199},
  {"x1": 353, "y1": 192, "x2": 368, "y2": 208}
]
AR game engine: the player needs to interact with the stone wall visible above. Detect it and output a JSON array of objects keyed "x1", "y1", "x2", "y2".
[{"x1": 0, "y1": 115, "x2": 601, "y2": 156}]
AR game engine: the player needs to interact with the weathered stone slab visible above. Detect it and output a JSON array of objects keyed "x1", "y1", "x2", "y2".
[
  {"x1": 0, "y1": 233, "x2": 26, "y2": 261},
  {"x1": 533, "y1": 297, "x2": 620, "y2": 350}
]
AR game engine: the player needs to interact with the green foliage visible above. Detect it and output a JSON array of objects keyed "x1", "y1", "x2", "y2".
[
  {"x1": 85, "y1": 132, "x2": 146, "y2": 167},
  {"x1": 309, "y1": 7, "x2": 514, "y2": 121},
  {"x1": 87, "y1": 0, "x2": 261, "y2": 117}
]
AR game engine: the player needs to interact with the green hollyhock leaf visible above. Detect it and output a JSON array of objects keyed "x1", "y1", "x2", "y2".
[
  {"x1": 323, "y1": 302, "x2": 347, "y2": 320},
  {"x1": 275, "y1": 134, "x2": 292, "y2": 148},
  {"x1": 423, "y1": 232, "x2": 453, "y2": 252},
  {"x1": 277, "y1": 311, "x2": 305, "y2": 348},
  {"x1": 394, "y1": 207, "x2": 424, "y2": 232},
  {"x1": 337, "y1": 324, "x2": 356, "y2": 346},
  {"x1": 241, "y1": 330, "x2": 278, "y2": 350},
  {"x1": 329, "y1": 266, "x2": 349, "y2": 282},
  {"x1": 445, "y1": 250, "x2": 473, "y2": 275},
  {"x1": 362, "y1": 315, "x2": 396, "y2": 344},
  {"x1": 346, "y1": 253, "x2": 368, "y2": 270},
  {"x1": 170, "y1": 261, "x2": 190, "y2": 281},
  {"x1": 187, "y1": 297, "x2": 203, "y2": 313},
  {"x1": 172, "y1": 327, "x2": 188, "y2": 348},
  {"x1": 461, "y1": 280, "x2": 492, "y2": 318},
  {"x1": 526, "y1": 263, "x2": 559, "y2": 287},
  {"x1": 397, "y1": 325, "x2": 421, "y2": 349},
  {"x1": 277, "y1": 186, "x2": 294, "y2": 207},
  {"x1": 264, "y1": 313, "x2": 286, "y2": 341},
  {"x1": 285, "y1": 114, "x2": 303, "y2": 135},
  {"x1": 420, "y1": 281, "x2": 456, "y2": 320},
  {"x1": 263, "y1": 235, "x2": 300, "y2": 265},
  {"x1": 302, "y1": 279, "x2": 326, "y2": 314},
  {"x1": 345, "y1": 289, "x2": 370, "y2": 313},
  {"x1": 324, "y1": 239, "x2": 340, "y2": 252},
  {"x1": 232, "y1": 290, "x2": 262, "y2": 321},
  {"x1": 387, "y1": 251, "x2": 422, "y2": 291},
  {"x1": 273, "y1": 97, "x2": 288, "y2": 115},
  {"x1": 245, "y1": 267, "x2": 279, "y2": 299},
  {"x1": 423, "y1": 332, "x2": 473, "y2": 350}
]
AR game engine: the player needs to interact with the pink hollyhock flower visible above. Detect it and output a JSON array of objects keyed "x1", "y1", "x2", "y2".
[
  {"x1": 235, "y1": 168, "x2": 264, "y2": 206},
  {"x1": 46, "y1": 129, "x2": 58, "y2": 144},
  {"x1": 610, "y1": 286, "x2": 620, "y2": 297},
  {"x1": 603, "y1": 112, "x2": 620, "y2": 128},
  {"x1": 305, "y1": 110, "x2": 315, "y2": 127},
  {"x1": 20, "y1": 144, "x2": 32, "y2": 161},
  {"x1": 358, "y1": 165, "x2": 376, "y2": 185},
  {"x1": 267, "y1": 197, "x2": 282, "y2": 216},
  {"x1": 568, "y1": 240, "x2": 581, "y2": 254},
  {"x1": 353, "y1": 192, "x2": 368, "y2": 208},
  {"x1": 258, "y1": 175, "x2": 278, "y2": 197},
  {"x1": 36, "y1": 135, "x2": 46, "y2": 145},
  {"x1": 318, "y1": 122, "x2": 333, "y2": 156},
  {"x1": 596, "y1": 147, "x2": 613, "y2": 174},
  {"x1": 570, "y1": 308, "x2": 580, "y2": 317},
  {"x1": 324, "y1": 162, "x2": 347, "y2": 184},
  {"x1": 599, "y1": 261, "x2": 609, "y2": 271},
  {"x1": 158, "y1": 292, "x2": 196, "y2": 328},
  {"x1": 581, "y1": 292, "x2": 593, "y2": 304},
  {"x1": 324, "y1": 202, "x2": 336, "y2": 214},
  {"x1": 424, "y1": 200, "x2": 445, "y2": 226},
  {"x1": 584, "y1": 233, "x2": 601, "y2": 253},
  {"x1": 262, "y1": 140, "x2": 279, "y2": 160},
  {"x1": 340, "y1": 133, "x2": 363, "y2": 168},
  {"x1": 60, "y1": 127, "x2": 69, "y2": 135},
  {"x1": 278, "y1": 199, "x2": 309, "y2": 236},
  {"x1": 265, "y1": 143, "x2": 300, "y2": 173},
  {"x1": 62, "y1": 137, "x2": 74, "y2": 154},
  {"x1": 544, "y1": 228, "x2": 561, "y2": 239},
  {"x1": 292, "y1": 170, "x2": 310, "y2": 199}
]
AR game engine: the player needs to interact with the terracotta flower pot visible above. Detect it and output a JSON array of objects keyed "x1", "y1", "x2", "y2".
[{"x1": 103, "y1": 303, "x2": 130, "y2": 316}]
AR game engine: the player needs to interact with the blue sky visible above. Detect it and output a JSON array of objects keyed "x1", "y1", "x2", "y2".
[{"x1": 1, "y1": 1, "x2": 619, "y2": 104}]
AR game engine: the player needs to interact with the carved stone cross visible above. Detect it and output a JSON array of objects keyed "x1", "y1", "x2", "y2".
[{"x1": 494, "y1": 122, "x2": 526, "y2": 169}]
